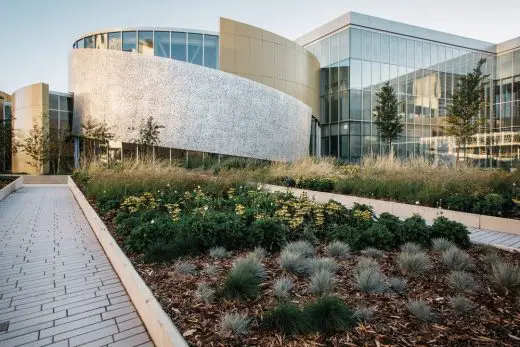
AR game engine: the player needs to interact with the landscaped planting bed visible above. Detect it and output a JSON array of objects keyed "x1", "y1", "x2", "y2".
[
  {"x1": 0, "y1": 176, "x2": 16, "y2": 190},
  {"x1": 74, "y1": 164, "x2": 520, "y2": 346}
]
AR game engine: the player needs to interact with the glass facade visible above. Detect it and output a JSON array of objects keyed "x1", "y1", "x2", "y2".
[
  {"x1": 48, "y1": 93, "x2": 74, "y2": 173},
  {"x1": 305, "y1": 26, "x2": 517, "y2": 166},
  {"x1": 74, "y1": 30, "x2": 219, "y2": 69}
]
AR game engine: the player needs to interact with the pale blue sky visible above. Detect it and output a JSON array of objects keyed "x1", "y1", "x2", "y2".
[{"x1": 1, "y1": 0, "x2": 519, "y2": 94}]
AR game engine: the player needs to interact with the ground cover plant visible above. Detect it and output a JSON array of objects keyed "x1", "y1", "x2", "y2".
[
  {"x1": 0, "y1": 176, "x2": 16, "y2": 189},
  {"x1": 74, "y1": 162, "x2": 520, "y2": 346}
]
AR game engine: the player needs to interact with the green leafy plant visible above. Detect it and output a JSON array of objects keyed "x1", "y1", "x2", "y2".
[
  {"x1": 447, "y1": 271, "x2": 478, "y2": 294},
  {"x1": 397, "y1": 252, "x2": 431, "y2": 278},
  {"x1": 398, "y1": 215, "x2": 431, "y2": 246},
  {"x1": 352, "y1": 223, "x2": 395, "y2": 251},
  {"x1": 431, "y1": 217, "x2": 470, "y2": 248},
  {"x1": 249, "y1": 218, "x2": 289, "y2": 252},
  {"x1": 304, "y1": 295, "x2": 356, "y2": 333},
  {"x1": 309, "y1": 269, "x2": 336, "y2": 296},
  {"x1": 373, "y1": 81, "x2": 404, "y2": 155},
  {"x1": 220, "y1": 312, "x2": 251, "y2": 337},
  {"x1": 325, "y1": 241, "x2": 351, "y2": 259},
  {"x1": 222, "y1": 255, "x2": 265, "y2": 300},
  {"x1": 261, "y1": 303, "x2": 311, "y2": 335},
  {"x1": 442, "y1": 247, "x2": 473, "y2": 271}
]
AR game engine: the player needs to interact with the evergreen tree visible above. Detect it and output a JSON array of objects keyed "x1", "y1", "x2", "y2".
[
  {"x1": 373, "y1": 82, "x2": 403, "y2": 155},
  {"x1": 445, "y1": 58, "x2": 488, "y2": 167}
]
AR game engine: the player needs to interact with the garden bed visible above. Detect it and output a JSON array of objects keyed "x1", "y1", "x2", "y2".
[
  {"x1": 0, "y1": 176, "x2": 16, "y2": 189},
  {"x1": 73, "y1": 163, "x2": 520, "y2": 346}
]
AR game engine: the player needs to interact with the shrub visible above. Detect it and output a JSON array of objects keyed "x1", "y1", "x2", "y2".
[
  {"x1": 353, "y1": 307, "x2": 375, "y2": 322},
  {"x1": 398, "y1": 215, "x2": 431, "y2": 246},
  {"x1": 249, "y1": 218, "x2": 289, "y2": 252},
  {"x1": 431, "y1": 217, "x2": 470, "y2": 248},
  {"x1": 273, "y1": 276, "x2": 293, "y2": 301},
  {"x1": 325, "y1": 241, "x2": 351, "y2": 259},
  {"x1": 326, "y1": 224, "x2": 360, "y2": 245},
  {"x1": 352, "y1": 223, "x2": 395, "y2": 251},
  {"x1": 377, "y1": 213, "x2": 403, "y2": 237},
  {"x1": 442, "y1": 247, "x2": 473, "y2": 271},
  {"x1": 261, "y1": 303, "x2": 310, "y2": 335},
  {"x1": 389, "y1": 277, "x2": 408, "y2": 293},
  {"x1": 296, "y1": 177, "x2": 335, "y2": 192},
  {"x1": 490, "y1": 261, "x2": 520, "y2": 294},
  {"x1": 400, "y1": 242, "x2": 422, "y2": 254},
  {"x1": 222, "y1": 256, "x2": 265, "y2": 300},
  {"x1": 397, "y1": 252, "x2": 431, "y2": 278},
  {"x1": 309, "y1": 269, "x2": 336, "y2": 296},
  {"x1": 304, "y1": 295, "x2": 356, "y2": 333},
  {"x1": 195, "y1": 283, "x2": 215, "y2": 303},
  {"x1": 354, "y1": 256, "x2": 380, "y2": 275},
  {"x1": 306, "y1": 258, "x2": 338, "y2": 275},
  {"x1": 473, "y1": 193, "x2": 505, "y2": 216},
  {"x1": 431, "y1": 238, "x2": 453, "y2": 253},
  {"x1": 361, "y1": 247, "x2": 385, "y2": 259},
  {"x1": 209, "y1": 246, "x2": 229, "y2": 259},
  {"x1": 143, "y1": 239, "x2": 197, "y2": 263},
  {"x1": 449, "y1": 295, "x2": 478, "y2": 316},
  {"x1": 447, "y1": 271, "x2": 478, "y2": 294},
  {"x1": 279, "y1": 250, "x2": 309, "y2": 276},
  {"x1": 220, "y1": 312, "x2": 251, "y2": 337},
  {"x1": 355, "y1": 268, "x2": 387, "y2": 293},
  {"x1": 406, "y1": 299, "x2": 435, "y2": 322},
  {"x1": 283, "y1": 241, "x2": 315, "y2": 257},
  {"x1": 126, "y1": 214, "x2": 176, "y2": 252},
  {"x1": 174, "y1": 261, "x2": 197, "y2": 275}
]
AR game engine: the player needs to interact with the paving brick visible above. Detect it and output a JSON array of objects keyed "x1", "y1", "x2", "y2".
[
  {"x1": 70, "y1": 325, "x2": 118, "y2": 347},
  {"x1": 53, "y1": 319, "x2": 116, "y2": 342},
  {"x1": 114, "y1": 325, "x2": 146, "y2": 341},
  {"x1": 0, "y1": 331, "x2": 38, "y2": 347},
  {"x1": 102, "y1": 306, "x2": 135, "y2": 320},
  {"x1": 108, "y1": 332, "x2": 150, "y2": 347},
  {"x1": 55, "y1": 307, "x2": 106, "y2": 326}
]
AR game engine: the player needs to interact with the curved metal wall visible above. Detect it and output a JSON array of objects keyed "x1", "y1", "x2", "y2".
[{"x1": 69, "y1": 49, "x2": 311, "y2": 162}]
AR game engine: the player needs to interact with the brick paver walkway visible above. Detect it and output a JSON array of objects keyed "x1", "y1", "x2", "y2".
[{"x1": 0, "y1": 185, "x2": 153, "y2": 347}]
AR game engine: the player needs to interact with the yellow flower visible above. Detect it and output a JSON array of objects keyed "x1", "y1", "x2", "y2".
[{"x1": 235, "y1": 204, "x2": 246, "y2": 216}]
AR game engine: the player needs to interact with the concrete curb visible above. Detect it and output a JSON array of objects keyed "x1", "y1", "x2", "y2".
[
  {"x1": 261, "y1": 183, "x2": 520, "y2": 236},
  {"x1": 67, "y1": 176, "x2": 188, "y2": 347},
  {"x1": 0, "y1": 176, "x2": 23, "y2": 201}
]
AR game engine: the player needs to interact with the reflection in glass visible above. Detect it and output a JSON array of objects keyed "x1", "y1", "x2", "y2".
[
  {"x1": 138, "y1": 31, "x2": 153, "y2": 55},
  {"x1": 381, "y1": 34, "x2": 389, "y2": 63},
  {"x1": 372, "y1": 32, "x2": 381, "y2": 62},
  {"x1": 350, "y1": 90, "x2": 362, "y2": 120},
  {"x1": 84, "y1": 36, "x2": 95, "y2": 48},
  {"x1": 204, "y1": 35, "x2": 219, "y2": 69},
  {"x1": 362, "y1": 30, "x2": 371, "y2": 61},
  {"x1": 188, "y1": 33, "x2": 203, "y2": 65},
  {"x1": 95, "y1": 33, "x2": 107, "y2": 49},
  {"x1": 338, "y1": 60, "x2": 349, "y2": 91},
  {"x1": 171, "y1": 32, "x2": 187, "y2": 61},
  {"x1": 350, "y1": 60, "x2": 362, "y2": 90},
  {"x1": 351, "y1": 29, "x2": 362, "y2": 59},
  {"x1": 330, "y1": 34, "x2": 339, "y2": 65},
  {"x1": 77, "y1": 39, "x2": 85, "y2": 49},
  {"x1": 339, "y1": 29, "x2": 349, "y2": 61},
  {"x1": 108, "y1": 32, "x2": 121, "y2": 50},
  {"x1": 122, "y1": 31, "x2": 136, "y2": 52},
  {"x1": 331, "y1": 93, "x2": 339, "y2": 122},
  {"x1": 154, "y1": 31, "x2": 170, "y2": 58},
  {"x1": 50, "y1": 94, "x2": 59, "y2": 110}
]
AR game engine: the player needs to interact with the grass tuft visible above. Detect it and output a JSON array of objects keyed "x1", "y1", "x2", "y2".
[
  {"x1": 209, "y1": 246, "x2": 229, "y2": 259},
  {"x1": 354, "y1": 256, "x2": 380, "y2": 275},
  {"x1": 397, "y1": 252, "x2": 430, "y2": 278},
  {"x1": 361, "y1": 247, "x2": 385, "y2": 259},
  {"x1": 389, "y1": 277, "x2": 408, "y2": 293},
  {"x1": 442, "y1": 247, "x2": 473, "y2": 271},
  {"x1": 273, "y1": 276, "x2": 293, "y2": 301},
  {"x1": 251, "y1": 246, "x2": 267, "y2": 261},
  {"x1": 325, "y1": 241, "x2": 351, "y2": 259},
  {"x1": 261, "y1": 303, "x2": 310, "y2": 335},
  {"x1": 195, "y1": 282, "x2": 215, "y2": 303},
  {"x1": 174, "y1": 261, "x2": 197, "y2": 275},
  {"x1": 353, "y1": 306, "x2": 375, "y2": 322},
  {"x1": 490, "y1": 261, "x2": 520, "y2": 294},
  {"x1": 283, "y1": 241, "x2": 315, "y2": 258},
  {"x1": 222, "y1": 256, "x2": 265, "y2": 301},
  {"x1": 431, "y1": 238, "x2": 453, "y2": 252},
  {"x1": 400, "y1": 242, "x2": 422, "y2": 254},
  {"x1": 309, "y1": 269, "x2": 336, "y2": 296},
  {"x1": 406, "y1": 299, "x2": 435, "y2": 322},
  {"x1": 448, "y1": 295, "x2": 478, "y2": 316},
  {"x1": 304, "y1": 295, "x2": 356, "y2": 333},
  {"x1": 279, "y1": 250, "x2": 309, "y2": 275},
  {"x1": 355, "y1": 268, "x2": 387, "y2": 293},
  {"x1": 220, "y1": 312, "x2": 251, "y2": 337},
  {"x1": 306, "y1": 258, "x2": 338, "y2": 275},
  {"x1": 447, "y1": 271, "x2": 478, "y2": 294}
]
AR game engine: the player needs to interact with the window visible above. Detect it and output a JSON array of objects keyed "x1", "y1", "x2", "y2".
[
  {"x1": 84, "y1": 36, "x2": 95, "y2": 48},
  {"x1": 390, "y1": 36, "x2": 399, "y2": 65},
  {"x1": 331, "y1": 93, "x2": 339, "y2": 122},
  {"x1": 330, "y1": 34, "x2": 339, "y2": 64},
  {"x1": 362, "y1": 61, "x2": 371, "y2": 90},
  {"x1": 415, "y1": 41, "x2": 422, "y2": 69},
  {"x1": 95, "y1": 33, "x2": 106, "y2": 49},
  {"x1": 513, "y1": 50, "x2": 520, "y2": 76},
  {"x1": 499, "y1": 53, "x2": 513, "y2": 79},
  {"x1": 362, "y1": 30, "x2": 371, "y2": 61},
  {"x1": 339, "y1": 91, "x2": 349, "y2": 120},
  {"x1": 350, "y1": 29, "x2": 362, "y2": 59},
  {"x1": 77, "y1": 39, "x2": 85, "y2": 49},
  {"x1": 154, "y1": 31, "x2": 170, "y2": 58},
  {"x1": 204, "y1": 35, "x2": 219, "y2": 69},
  {"x1": 502, "y1": 78, "x2": 512, "y2": 102},
  {"x1": 350, "y1": 59, "x2": 362, "y2": 90},
  {"x1": 338, "y1": 59, "x2": 349, "y2": 91},
  {"x1": 372, "y1": 32, "x2": 381, "y2": 62},
  {"x1": 49, "y1": 94, "x2": 59, "y2": 110},
  {"x1": 339, "y1": 29, "x2": 349, "y2": 61},
  {"x1": 381, "y1": 34, "x2": 389, "y2": 63},
  {"x1": 407, "y1": 40, "x2": 414, "y2": 68},
  {"x1": 350, "y1": 90, "x2": 362, "y2": 120},
  {"x1": 122, "y1": 31, "x2": 136, "y2": 52},
  {"x1": 514, "y1": 76, "x2": 520, "y2": 100},
  {"x1": 108, "y1": 32, "x2": 121, "y2": 50},
  {"x1": 330, "y1": 64, "x2": 339, "y2": 94},
  {"x1": 381, "y1": 63, "x2": 389, "y2": 84},
  {"x1": 320, "y1": 67, "x2": 329, "y2": 95},
  {"x1": 138, "y1": 31, "x2": 153, "y2": 55},
  {"x1": 320, "y1": 38, "x2": 330, "y2": 66},
  {"x1": 188, "y1": 33, "x2": 203, "y2": 65},
  {"x1": 423, "y1": 43, "x2": 430, "y2": 68},
  {"x1": 398, "y1": 38, "x2": 406, "y2": 66},
  {"x1": 431, "y1": 44, "x2": 438, "y2": 66},
  {"x1": 171, "y1": 32, "x2": 186, "y2": 61},
  {"x1": 340, "y1": 134, "x2": 349, "y2": 159},
  {"x1": 59, "y1": 96, "x2": 69, "y2": 111},
  {"x1": 372, "y1": 62, "x2": 381, "y2": 89}
]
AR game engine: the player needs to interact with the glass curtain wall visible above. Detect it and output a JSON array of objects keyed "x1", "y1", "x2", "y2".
[
  {"x1": 307, "y1": 27, "x2": 495, "y2": 164},
  {"x1": 74, "y1": 31, "x2": 219, "y2": 69},
  {"x1": 48, "y1": 93, "x2": 74, "y2": 173}
]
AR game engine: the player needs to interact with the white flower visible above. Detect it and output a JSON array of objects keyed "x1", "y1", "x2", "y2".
[
  {"x1": 167, "y1": 183, "x2": 170, "y2": 187},
  {"x1": 150, "y1": 219, "x2": 155, "y2": 224},
  {"x1": 174, "y1": 190, "x2": 177, "y2": 194},
  {"x1": 204, "y1": 206, "x2": 208, "y2": 211},
  {"x1": 415, "y1": 201, "x2": 419, "y2": 205},
  {"x1": 103, "y1": 190, "x2": 106, "y2": 194}
]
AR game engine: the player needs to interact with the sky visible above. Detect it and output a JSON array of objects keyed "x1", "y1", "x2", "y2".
[{"x1": 1, "y1": 0, "x2": 520, "y2": 94}]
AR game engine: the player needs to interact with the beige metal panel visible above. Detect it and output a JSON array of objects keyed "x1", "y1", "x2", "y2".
[
  {"x1": 219, "y1": 17, "x2": 320, "y2": 118},
  {"x1": 11, "y1": 83, "x2": 49, "y2": 174}
]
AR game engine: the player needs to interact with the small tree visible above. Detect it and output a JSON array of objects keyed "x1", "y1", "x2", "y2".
[
  {"x1": 134, "y1": 116, "x2": 165, "y2": 146},
  {"x1": 80, "y1": 116, "x2": 114, "y2": 163},
  {"x1": 445, "y1": 58, "x2": 488, "y2": 167},
  {"x1": 21, "y1": 118, "x2": 49, "y2": 173},
  {"x1": 0, "y1": 116, "x2": 18, "y2": 172},
  {"x1": 373, "y1": 82, "x2": 403, "y2": 156}
]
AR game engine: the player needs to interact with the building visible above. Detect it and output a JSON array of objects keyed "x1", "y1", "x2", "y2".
[
  {"x1": 0, "y1": 91, "x2": 12, "y2": 172},
  {"x1": 5, "y1": 12, "x2": 520, "y2": 173}
]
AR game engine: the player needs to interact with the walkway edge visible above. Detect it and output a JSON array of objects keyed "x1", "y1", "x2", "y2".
[
  {"x1": 0, "y1": 176, "x2": 23, "y2": 201},
  {"x1": 68, "y1": 176, "x2": 188, "y2": 347},
  {"x1": 261, "y1": 183, "x2": 520, "y2": 236}
]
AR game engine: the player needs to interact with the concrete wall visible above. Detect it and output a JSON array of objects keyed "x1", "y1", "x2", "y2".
[
  {"x1": 69, "y1": 49, "x2": 311, "y2": 162},
  {"x1": 219, "y1": 18, "x2": 320, "y2": 117},
  {"x1": 11, "y1": 83, "x2": 49, "y2": 174}
]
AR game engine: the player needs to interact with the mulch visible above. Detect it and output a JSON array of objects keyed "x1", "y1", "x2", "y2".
[
  {"x1": 0, "y1": 177, "x2": 15, "y2": 190},
  {"x1": 97, "y1": 207, "x2": 520, "y2": 347}
]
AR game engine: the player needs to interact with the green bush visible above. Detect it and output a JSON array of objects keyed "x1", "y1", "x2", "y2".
[
  {"x1": 304, "y1": 295, "x2": 356, "y2": 334},
  {"x1": 431, "y1": 217, "x2": 470, "y2": 248},
  {"x1": 473, "y1": 193, "x2": 505, "y2": 216},
  {"x1": 126, "y1": 214, "x2": 176, "y2": 252},
  {"x1": 261, "y1": 303, "x2": 310, "y2": 335},
  {"x1": 398, "y1": 215, "x2": 431, "y2": 246},
  {"x1": 248, "y1": 217, "x2": 289, "y2": 252},
  {"x1": 377, "y1": 213, "x2": 403, "y2": 236},
  {"x1": 95, "y1": 196, "x2": 121, "y2": 213},
  {"x1": 296, "y1": 177, "x2": 335, "y2": 192},
  {"x1": 352, "y1": 223, "x2": 395, "y2": 251},
  {"x1": 326, "y1": 224, "x2": 360, "y2": 245}
]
